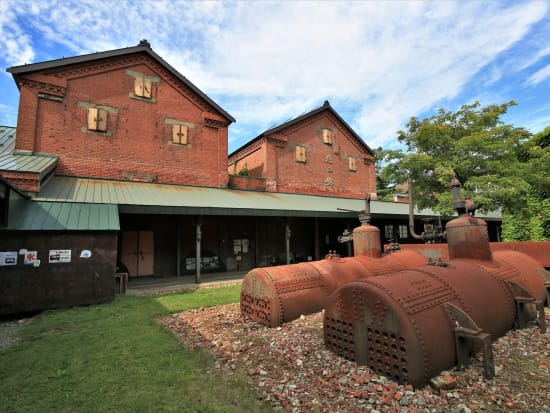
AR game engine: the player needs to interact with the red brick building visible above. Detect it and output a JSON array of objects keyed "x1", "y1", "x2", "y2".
[
  {"x1": 228, "y1": 101, "x2": 376, "y2": 199},
  {"x1": 0, "y1": 42, "x2": 503, "y2": 314},
  {"x1": 8, "y1": 39, "x2": 234, "y2": 190}
]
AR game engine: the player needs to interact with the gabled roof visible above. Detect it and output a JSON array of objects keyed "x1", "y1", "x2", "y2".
[
  {"x1": 0, "y1": 126, "x2": 16, "y2": 156},
  {"x1": 229, "y1": 100, "x2": 373, "y2": 158},
  {"x1": 7, "y1": 40, "x2": 235, "y2": 124}
]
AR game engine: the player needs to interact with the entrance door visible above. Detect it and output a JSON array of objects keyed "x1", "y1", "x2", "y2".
[{"x1": 121, "y1": 231, "x2": 154, "y2": 277}]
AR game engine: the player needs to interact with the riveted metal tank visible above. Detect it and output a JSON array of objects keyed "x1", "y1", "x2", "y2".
[
  {"x1": 324, "y1": 176, "x2": 548, "y2": 387},
  {"x1": 323, "y1": 261, "x2": 516, "y2": 388},
  {"x1": 240, "y1": 249, "x2": 427, "y2": 327},
  {"x1": 240, "y1": 205, "x2": 431, "y2": 327},
  {"x1": 446, "y1": 215, "x2": 493, "y2": 261},
  {"x1": 480, "y1": 251, "x2": 547, "y2": 303}
]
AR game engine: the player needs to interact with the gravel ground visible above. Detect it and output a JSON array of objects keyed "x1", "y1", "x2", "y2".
[
  {"x1": 161, "y1": 304, "x2": 550, "y2": 413},
  {"x1": 0, "y1": 318, "x2": 30, "y2": 352}
]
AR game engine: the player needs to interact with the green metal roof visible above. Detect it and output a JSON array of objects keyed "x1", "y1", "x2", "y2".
[
  {"x1": 33, "y1": 176, "x2": 500, "y2": 220},
  {"x1": 6, "y1": 201, "x2": 119, "y2": 231},
  {"x1": 0, "y1": 152, "x2": 58, "y2": 178},
  {"x1": 0, "y1": 126, "x2": 16, "y2": 156}
]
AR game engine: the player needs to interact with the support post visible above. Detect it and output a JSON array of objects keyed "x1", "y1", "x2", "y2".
[
  {"x1": 176, "y1": 216, "x2": 181, "y2": 277},
  {"x1": 314, "y1": 218, "x2": 320, "y2": 261},
  {"x1": 195, "y1": 219, "x2": 202, "y2": 284},
  {"x1": 285, "y1": 221, "x2": 291, "y2": 265}
]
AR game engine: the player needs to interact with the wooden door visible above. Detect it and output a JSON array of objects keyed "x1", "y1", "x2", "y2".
[
  {"x1": 121, "y1": 231, "x2": 154, "y2": 276},
  {"x1": 121, "y1": 231, "x2": 138, "y2": 276},
  {"x1": 138, "y1": 231, "x2": 154, "y2": 276}
]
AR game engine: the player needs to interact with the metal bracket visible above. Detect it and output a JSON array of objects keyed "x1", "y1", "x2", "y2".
[
  {"x1": 505, "y1": 280, "x2": 546, "y2": 333},
  {"x1": 442, "y1": 302, "x2": 495, "y2": 380}
]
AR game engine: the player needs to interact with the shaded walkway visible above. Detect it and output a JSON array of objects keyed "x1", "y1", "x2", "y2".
[{"x1": 125, "y1": 271, "x2": 247, "y2": 296}]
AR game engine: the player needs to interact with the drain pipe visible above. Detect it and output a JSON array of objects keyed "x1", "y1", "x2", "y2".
[{"x1": 408, "y1": 178, "x2": 425, "y2": 240}]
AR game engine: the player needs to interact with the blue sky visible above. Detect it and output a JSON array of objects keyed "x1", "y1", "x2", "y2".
[{"x1": 1, "y1": 0, "x2": 549, "y2": 153}]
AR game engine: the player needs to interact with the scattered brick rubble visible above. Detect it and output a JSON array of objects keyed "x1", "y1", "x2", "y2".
[{"x1": 161, "y1": 304, "x2": 550, "y2": 413}]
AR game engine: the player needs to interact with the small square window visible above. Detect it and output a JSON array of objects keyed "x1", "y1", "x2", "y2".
[
  {"x1": 322, "y1": 129, "x2": 333, "y2": 145},
  {"x1": 296, "y1": 145, "x2": 306, "y2": 163},
  {"x1": 348, "y1": 156, "x2": 357, "y2": 171},
  {"x1": 172, "y1": 124, "x2": 188, "y2": 145},
  {"x1": 134, "y1": 77, "x2": 152, "y2": 99},
  {"x1": 87, "y1": 107, "x2": 108, "y2": 132}
]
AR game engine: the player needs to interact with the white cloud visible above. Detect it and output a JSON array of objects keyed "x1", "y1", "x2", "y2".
[
  {"x1": 1, "y1": 0, "x2": 548, "y2": 151},
  {"x1": 524, "y1": 63, "x2": 550, "y2": 86},
  {"x1": 0, "y1": 1, "x2": 35, "y2": 65}
]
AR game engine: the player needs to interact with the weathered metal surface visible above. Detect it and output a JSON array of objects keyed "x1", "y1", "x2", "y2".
[
  {"x1": 240, "y1": 249, "x2": 427, "y2": 327},
  {"x1": 396, "y1": 242, "x2": 550, "y2": 270},
  {"x1": 324, "y1": 261, "x2": 516, "y2": 388},
  {"x1": 480, "y1": 251, "x2": 547, "y2": 303},
  {"x1": 446, "y1": 215, "x2": 493, "y2": 261},
  {"x1": 323, "y1": 176, "x2": 548, "y2": 387},
  {"x1": 490, "y1": 242, "x2": 550, "y2": 269}
]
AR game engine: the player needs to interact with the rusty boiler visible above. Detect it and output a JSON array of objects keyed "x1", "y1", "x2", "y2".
[
  {"x1": 240, "y1": 200, "x2": 427, "y2": 327},
  {"x1": 323, "y1": 176, "x2": 549, "y2": 388}
]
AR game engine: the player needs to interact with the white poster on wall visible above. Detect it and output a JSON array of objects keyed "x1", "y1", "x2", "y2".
[
  {"x1": 24, "y1": 251, "x2": 37, "y2": 265},
  {"x1": 0, "y1": 251, "x2": 17, "y2": 266},
  {"x1": 49, "y1": 249, "x2": 72, "y2": 263}
]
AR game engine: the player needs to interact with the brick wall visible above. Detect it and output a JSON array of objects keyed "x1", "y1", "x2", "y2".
[
  {"x1": 14, "y1": 55, "x2": 230, "y2": 188},
  {"x1": 0, "y1": 171, "x2": 40, "y2": 193},
  {"x1": 231, "y1": 111, "x2": 376, "y2": 199}
]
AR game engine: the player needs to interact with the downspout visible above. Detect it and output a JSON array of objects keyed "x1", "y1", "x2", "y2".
[{"x1": 408, "y1": 178, "x2": 425, "y2": 240}]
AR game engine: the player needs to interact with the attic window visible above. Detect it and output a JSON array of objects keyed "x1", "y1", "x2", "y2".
[
  {"x1": 134, "y1": 77, "x2": 152, "y2": 99},
  {"x1": 296, "y1": 145, "x2": 306, "y2": 163},
  {"x1": 348, "y1": 155, "x2": 357, "y2": 171},
  {"x1": 172, "y1": 124, "x2": 188, "y2": 145},
  {"x1": 87, "y1": 108, "x2": 108, "y2": 132},
  {"x1": 322, "y1": 129, "x2": 334, "y2": 145}
]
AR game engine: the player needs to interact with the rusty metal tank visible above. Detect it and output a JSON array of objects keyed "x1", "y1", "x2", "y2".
[
  {"x1": 394, "y1": 242, "x2": 550, "y2": 270},
  {"x1": 240, "y1": 249, "x2": 427, "y2": 327},
  {"x1": 324, "y1": 176, "x2": 549, "y2": 387},
  {"x1": 240, "y1": 211, "x2": 428, "y2": 327},
  {"x1": 323, "y1": 260, "x2": 516, "y2": 388}
]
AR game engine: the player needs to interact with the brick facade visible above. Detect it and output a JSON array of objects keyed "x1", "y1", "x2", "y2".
[
  {"x1": 229, "y1": 102, "x2": 376, "y2": 199},
  {"x1": 11, "y1": 46, "x2": 233, "y2": 188}
]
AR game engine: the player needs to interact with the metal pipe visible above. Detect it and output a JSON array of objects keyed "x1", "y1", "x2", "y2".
[{"x1": 407, "y1": 178, "x2": 424, "y2": 240}]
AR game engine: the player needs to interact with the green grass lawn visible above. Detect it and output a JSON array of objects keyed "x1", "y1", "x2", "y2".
[{"x1": 0, "y1": 286, "x2": 274, "y2": 413}]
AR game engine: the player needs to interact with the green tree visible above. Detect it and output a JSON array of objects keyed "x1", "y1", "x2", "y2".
[
  {"x1": 382, "y1": 100, "x2": 532, "y2": 217},
  {"x1": 503, "y1": 125, "x2": 550, "y2": 240},
  {"x1": 374, "y1": 147, "x2": 402, "y2": 201}
]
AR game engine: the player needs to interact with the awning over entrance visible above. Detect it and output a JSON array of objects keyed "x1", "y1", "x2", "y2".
[
  {"x1": 6, "y1": 200, "x2": 119, "y2": 230},
  {"x1": 32, "y1": 176, "x2": 501, "y2": 220}
]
